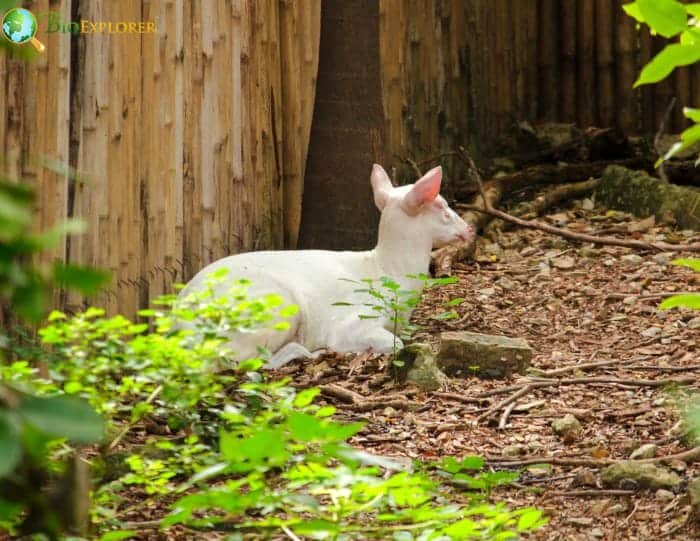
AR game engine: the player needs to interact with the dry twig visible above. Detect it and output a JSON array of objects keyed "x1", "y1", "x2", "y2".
[{"x1": 455, "y1": 146, "x2": 700, "y2": 253}]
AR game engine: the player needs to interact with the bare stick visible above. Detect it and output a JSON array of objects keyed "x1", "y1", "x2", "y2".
[
  {"x1": 477, "y1": 375, "x2": 693, "y2": 400},
  {"x1": 545, "y1": 489, "x2": 636, "y2": 497},
  {"x1": 433, "y1": 391, "x2": 489, "y2": 405},
  {"x1": 654, "y1": 97, "x2": 677, "y2": 183},
  {"x1": 405, "y1": 157, "x2": 423, "y2": 179},
  {"x1": 486, "y1": 456, "x2": 614, "y2": 467},
  {"x1": 456, "y1": 146, "x2": 700, "y2": 253},
  {"x1": 541, "y1": 357, "x2": 643, "y2": 377},
  {"x1": 476, "y1": 384, "x2": 538, "y2": 423},
  {"x1": 498, "y1": 401, "x2": 518, "y2": 429},
  {"x1": 637, "y1": 445, "x2": 700, "y2": 465}
]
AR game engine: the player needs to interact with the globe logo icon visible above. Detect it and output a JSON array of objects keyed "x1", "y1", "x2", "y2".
[{"x1": 1, "y1": 7, "x2": 45, "y2": 52}]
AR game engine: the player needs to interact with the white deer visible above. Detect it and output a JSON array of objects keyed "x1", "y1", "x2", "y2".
[{"x1": 179, "y1": 164, "x2": 473, "y2": 368}]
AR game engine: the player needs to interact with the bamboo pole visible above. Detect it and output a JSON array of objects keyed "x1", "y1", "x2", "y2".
[
  {"x1": 538, "y1": 0, "x2": 560, "y2": 121},
  {"x1": 577, "y1": 0, "x2": 596, "y2": 127},
  {"x1": 560, "y1": 0, "x2": 577, "y2": 122},
  {"x1": 615, "y1": 0, "x2": 638, "y2": 133},
  {"x1": 596, "y1": 0, "x2": 615, "y2": 127}
]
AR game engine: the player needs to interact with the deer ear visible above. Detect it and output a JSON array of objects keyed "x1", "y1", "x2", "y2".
[
  {"x1": 370, "y1": 164, "x2": 393, "y2": 211},
  {"x1": 403, "y1": 166, "x2": 442, "y2": 213}
]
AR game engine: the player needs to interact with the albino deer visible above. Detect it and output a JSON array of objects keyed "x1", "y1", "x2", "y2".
[{"x1": 179, "y1": 164, "x2": 473, "y2": 368}]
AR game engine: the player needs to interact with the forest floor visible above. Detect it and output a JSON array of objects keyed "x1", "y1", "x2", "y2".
[{"x1": 277, "y1": 199, "x2": 700, "y2": 541}]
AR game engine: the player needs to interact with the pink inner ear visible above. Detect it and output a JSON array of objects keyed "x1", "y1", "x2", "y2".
[{"x1": 405, "y1": 166, "x2": 442, "y2": 210}]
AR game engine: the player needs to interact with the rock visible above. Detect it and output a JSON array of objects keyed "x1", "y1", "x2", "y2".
[
  {"x1": 438, "y1": 331, "x2": 533, "y2": 378},
  {"x1": 688, "y1": 317, "x2": 700, "y2": 330},
  {"x1": 653, "y1": 252, "x2": 674, "y2": 265},
  {"x1": 600, "y1": 461, "x2": 682, "y2": 490},
  {"x1": 551, "y1": 255, "x2": 576, "y2": 270},
  {"x1": 630, "y1": 443, "x2": 658, "y2": 460},
  {"x1": 581, "y1": 198, "x2": 595, "y2": 210},
  {"x1": 627, "y1": 215, "x2": 656, "y2": 233},
  {"x1": 596, "y1": 166, "x2": 700, "y2": 231},
  {"x1": 572, "y1": 469, "x2": 597, "y2": 487},
  {"x1": 655, "y1": 489, "x2": 675, "y2": 502},
  {"x1": 495, "y1": 277, "x2": 517, "y2": 291},
  {"x1": 588, "y1": 528, "x2": 605, "y2": 539},
  {"x1": 620, "y1": 254, "x2": 643, "y2": 266},
  {"x1": 552, "y1": 414, "x2": 583, "y2": 443},
  {"x1": 502, "y1": 444, "x2": 526, "y2": 457},
  {"x1": 689, "y1": 477, "x2": 700, "y2": 509},
  {"x1": 477, "y1": 287, "x2": 496, "y2": 297},
  {"x1": 566, "y1": 517, "x2": 593, "y2": 527},
  {"x1": 641, "y1": 326, "x2": 662, "y2": 338},
  {"x1": 401, "y1": 343, "x2": 448, "y2": 391},
  {"x1": 579, "y1": 246, "x2": 599, "y2": 258},
  {"x1": 605, "y1": 503, "x2": 626, "y2": 515}
]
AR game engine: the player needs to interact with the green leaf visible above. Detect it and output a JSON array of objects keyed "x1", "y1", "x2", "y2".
[
  {"x1": 279, "y1": 305, "x2": 299, "y2": 317},
  {"x1": 672, "y1": 258, "x2": 700, "y2": 272},
  {"x1": 36, "y1": 218, "x2": 86, "y2": 247},
  {"x1": 0, "y1": 411, "x2": 22, "y2": 478},
  {"x1": 684, "y1": 107, "x2": 700, "y2": 123},
  {"x1": 293, "y1": 388, "x2": 320, "y2": 408},
  {"x1": 635, "y1": 43, "x2": 700, "y2": 86},
  {"x1": 517, "y1": 508, "x2": 546, "y2": 531},
  {"x1": 659, "y1": 293, "x2": 700, "y2": 310},
  {"x1": 623, "y1": 2, "x2": 645, "y2": 23},
  {"x1": 445, "y1": 297, "x2": 466, "y2": 307},
  {"x1": 98, "y1": 531, "x2": 139, "y2": 541},
  {"x1": 52, "y1": 262, "x2": 111, "y2": 296},
  {"x1": 433, "y1": 310, "x2": 458, "y2": 320},
  {"x1": 663, "y1": 124, "x2": 700, "y2": 161},
  {"x1": 636, "y1": 0, "x2": 688, "y2": 38},
  {"x1": 685, "y1": 3, "x2": 700, "y2": 17},
  {"x1": 332, "y1": 301, "x2": 353, "y2": 306},
  {"x1": 18, "y1": 394, "x2": 104, "y2": 443}
]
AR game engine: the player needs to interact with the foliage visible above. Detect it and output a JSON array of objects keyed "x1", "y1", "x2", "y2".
[
  {"x1": 2, "y1": 272, "x2": 545, "y2": 539},
  {"x1": 658, "y1": 259, "x2": 700, "y2": 446},
  {"x1": 0, "y1": 177, "x2": 109, "y2": 537},
  {"x1": 623, "y1": 0, "x2": 700, "y2": 163},
  {"x1": 0, "y1": 178, "x2": 110, "y2": 322},
  {"x1": 334, "y1": 274, "x2": 463, "y2": 360},
  {"x1": 659, "y1": 259, "x2": 700, "y2": 310}
]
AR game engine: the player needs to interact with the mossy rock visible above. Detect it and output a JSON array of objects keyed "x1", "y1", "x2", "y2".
[{"x1": 596, "y1": 165, "x2": 700, "y2": 230}]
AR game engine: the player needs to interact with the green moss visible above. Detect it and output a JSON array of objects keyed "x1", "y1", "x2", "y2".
[{"x1": 596, "y1": 165, "x2": 700, "y2": 230}]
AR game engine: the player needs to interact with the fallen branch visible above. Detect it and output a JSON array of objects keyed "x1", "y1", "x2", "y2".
[
  {"x1": 504, "y1": 178, "x2": 599, "y2": 223},
  {"x1": 540, "y1": 357, "x2": 642, "y2": 377},
  {"x1": 347, "y1": 399, "x2": 416, "y2": 412},
  {"x1": 485, "y1": 456, "x2": 614, "y2": 467},
  {"x1": 320, "y1": 383, "x2": 362, "y2": 404},
  {"x1": 432, "y1": 391, "x2": 489, "y2": 405},
  {"x1": 545, "y1": 489, "x2": 636, "y2": 497},
  {"x1": 498, "y1": 401, "x2": 517, "y2": 429},
  {"x1": 637, "y1": 445, "x2": 700, "y2": 465},
  {"x1": 456, "y1": 146, "x2": 700, "y2": 253}
]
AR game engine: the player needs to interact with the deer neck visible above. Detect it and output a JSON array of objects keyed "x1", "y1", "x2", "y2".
[{"x1": 373, "y1": 220, "x2": 432, "y2": 289}]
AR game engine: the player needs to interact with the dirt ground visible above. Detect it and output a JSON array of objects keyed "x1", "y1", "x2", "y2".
[{"x1": 277, "y1": 201, "x2": 700, "y2": 541}]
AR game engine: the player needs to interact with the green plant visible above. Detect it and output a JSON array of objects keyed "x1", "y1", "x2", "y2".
[
  {"x1": 624, "y1": 0, "x2": 700, "y2": 163},
  {"x1": 659, "y1": 259, "x2": 700, "y2": 310},
  {"x1": 4, "y1": 271, "x2": 545, "y2": 539},
  {"x1": 334, "y1": 274, "x2": 463, "y2": 360},
  {"x1": 0, "y1": 175, "x2": 109, "y2": 537}
]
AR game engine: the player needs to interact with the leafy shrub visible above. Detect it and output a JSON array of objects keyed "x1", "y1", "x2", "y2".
[
  {"x1": 624, "y1": 0, "x2": 700, "y2": 162},
  {"x1": 3, "y1": 272, "x2": 545, "y2": 539},
  {"x1": 334, "y1": 274, "x2": 464, "y2": 360},
  {"x1": 0, "y1": 176, "x2": 109, "y2": 537}
]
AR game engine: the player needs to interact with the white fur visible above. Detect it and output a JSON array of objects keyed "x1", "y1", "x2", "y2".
[{"x1": 178, "y1": 164, "x2": 473, "y2": 368}]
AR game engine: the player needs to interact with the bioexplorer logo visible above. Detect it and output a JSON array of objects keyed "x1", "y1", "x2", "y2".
[
  {"x1": 1, "y1": 7, "x2": 44, "y2": 52},
  {"x1": 0, "y1": 6, "x2": 156, "y2": 53}
]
